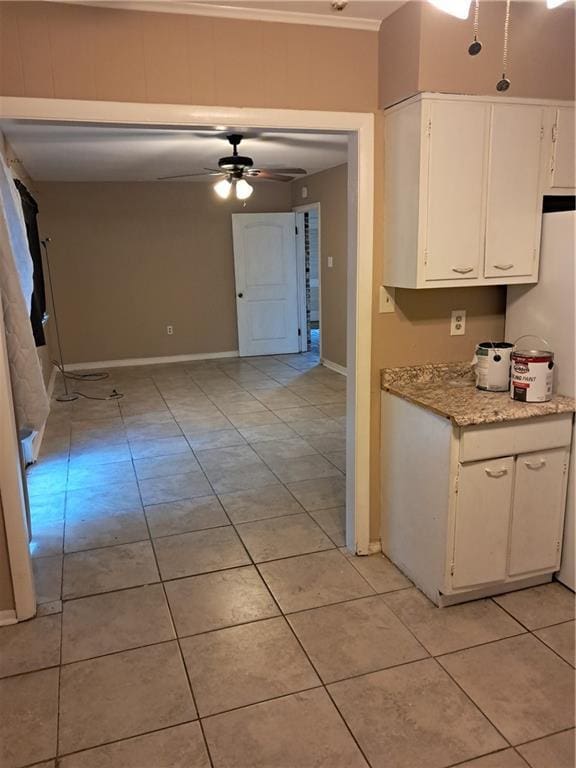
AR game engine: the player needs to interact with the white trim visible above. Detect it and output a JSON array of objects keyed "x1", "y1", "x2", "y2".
[
  {"x1": 64, "y1": 350, "x2": 239, "y2": 371},
  {"x1": 321, "y1": 358, "x2": 347, "y2": 377},
  {"x1": 386, "y1": 91, "x2": 576, "y2": 114},
  {"x1": 0, "y1": 609, "x2": 18, "y2": 626},
  {"x1": 0, "y1": 290, "x2": 36, "y2": 621},
  {"x1": 293, "y1": 202, "x2": 322, "y2": 359},
  {"x1": 367, "y1": 540, "x2": 382, "y2": 555},
  {"x1": 57, "y1": 1, "x2": 382, "y2": 31},
  {"x1": 0, "y1": 96, "x2": 374, "y2": 568}
]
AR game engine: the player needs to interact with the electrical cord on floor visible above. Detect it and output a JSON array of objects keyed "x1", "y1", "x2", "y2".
[
  {"x1": 52, "y1": 360, "x2": 124, "y2": 401},
  {"x1": 51, "y1": 360, "x2": 110, "y2": 382}
]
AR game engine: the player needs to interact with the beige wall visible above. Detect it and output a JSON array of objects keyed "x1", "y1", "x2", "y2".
[
  {"x1": 0, "y1": 495, "x2": 15, "y2": 612},
  {"x1": 292, "y1": 164, "x2": 348, "y2": 369},
  {"x1": 379, "y1": 1, "x2": 575, "y2": 108},
  {"x1": 36, "y1": 181, "x2": 293, "y2": 364},
  {"x1": 0, "y1": 1, "x2": 573, "y2": 540},
  {"x1": 0, "y1": 1, "x2": 378, "y2": 112}
]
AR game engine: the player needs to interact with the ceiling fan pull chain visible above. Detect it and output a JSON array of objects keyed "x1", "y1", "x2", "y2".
[
  {"x1": 496, "y1": 0, "x2": 511, "y2": 91},
  {"x1": 468, "y1": 0, "x2": 482, "y2": 55}
]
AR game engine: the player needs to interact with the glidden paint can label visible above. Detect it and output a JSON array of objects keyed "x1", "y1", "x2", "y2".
[{"x1": 510, "y1": 351, "x2": 554, "y2": 403}]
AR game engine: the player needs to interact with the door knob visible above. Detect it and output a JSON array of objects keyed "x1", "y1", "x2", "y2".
[{"x1": 237, "y1": 293, "x2": 243, "y2": 298}]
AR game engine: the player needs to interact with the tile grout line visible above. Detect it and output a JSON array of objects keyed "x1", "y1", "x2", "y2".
[{"x1": 120, "y1": 378, "x2": 216, "y2": 768}]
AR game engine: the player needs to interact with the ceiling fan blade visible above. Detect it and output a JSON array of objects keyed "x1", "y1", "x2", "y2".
[
  {"x1": 251, "y1": 170, "x2": 295, "y2": 182},
  {"x1": 264, "y1": 168, "x2": 307, "y2": 175},
  {"x1": 157, "y1": 169, "x2": 223, "y2": 180}
]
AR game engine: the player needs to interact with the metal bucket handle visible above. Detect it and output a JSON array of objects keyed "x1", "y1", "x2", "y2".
[{"x1": 513, "y1": 334, "x2": 552, "y2": 351}]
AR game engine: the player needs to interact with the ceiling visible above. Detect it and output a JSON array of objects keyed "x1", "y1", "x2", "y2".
[
  {"x1": 0, "y1": 121, "x2": 349, "y2": 182},
  {"x1": 58, "y1": 0, "x2": 406, "y2": 30}
]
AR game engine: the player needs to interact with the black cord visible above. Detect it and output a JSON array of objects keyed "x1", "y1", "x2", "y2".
[
  {"x1": 51, "y1": 359, "x2": 124, "y2": 401},
  {"x1": 51, "y1": 359, "x2": 109, "y2": 381}
]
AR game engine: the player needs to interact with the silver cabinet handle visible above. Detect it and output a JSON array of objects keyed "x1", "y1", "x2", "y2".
[
  {"x1": 494, "y1": 263, "x2": 514, "y2": 271},
  {"x1": 452, "y1": 266, "x2": 474, "y2": 274},
  {"x1": 524, "y1": 458, "x2": 546, "y2": 470},
  {"x1": 485, "y1": 467, "x2": 508, "y2": 478}
]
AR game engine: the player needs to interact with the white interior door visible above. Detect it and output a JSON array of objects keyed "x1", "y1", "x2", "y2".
[{"x1": 233, "y1": 213, "x2": 299, "y2": 357}]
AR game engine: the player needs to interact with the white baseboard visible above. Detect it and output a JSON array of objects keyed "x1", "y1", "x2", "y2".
[
  {"x1": 367, "y1": 540, "x2": 382, "y2": 554},
  {"x1": 0, "y1": 609, "x2": 17, "y2": 626},
  {"x1": 64, "y1": 350, "x2": 240, "y2": 372},
  {"x1": 321, "y1": 358, "x2": 347, "y2": 376}
]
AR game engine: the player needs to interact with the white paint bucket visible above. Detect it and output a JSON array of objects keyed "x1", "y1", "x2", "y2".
[
  {"x1": 473, "y1": 342, "x2": 513, "y2": 392},
  {"x1": 510, "y1": 335, "x2": 554, "y2": 403}
]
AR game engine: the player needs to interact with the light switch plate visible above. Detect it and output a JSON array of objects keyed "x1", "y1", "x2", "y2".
[
  {"x1": 450, "y1": 310, "x2": 466, "y2": 336},
  {"x1": 379, "y1": 286, "x2": 396, "y2": 314},
  {"x1": 327, "y1": 256, "x2": 334, "y2": 268}
]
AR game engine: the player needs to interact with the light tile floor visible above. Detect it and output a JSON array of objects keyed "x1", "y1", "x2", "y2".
[{"x1": 0, "y1": 353, "x2": 574, "y2": 767}]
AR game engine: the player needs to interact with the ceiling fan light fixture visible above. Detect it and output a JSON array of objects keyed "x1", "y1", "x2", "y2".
[
  {"x1": 236, "y1": 178, "x2": 254, "y2": 200},
  {"x1": 428, "y1": 0, "x2": 472, "y2": 19},
  {"x1": 214, "y1": 177, "x2": 232, "y2": 199},
  {"x1": 547, "y1": 0, "x2": 568, "y2": 8}
]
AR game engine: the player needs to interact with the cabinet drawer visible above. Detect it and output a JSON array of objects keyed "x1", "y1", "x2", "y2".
[{"x1": 459, "y1": 413, "x2": 573, "y2": 462}]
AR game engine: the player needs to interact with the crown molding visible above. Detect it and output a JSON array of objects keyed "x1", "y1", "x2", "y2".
[{"x1": 58, "y1": 1, "x2": 382, "y2": 30}]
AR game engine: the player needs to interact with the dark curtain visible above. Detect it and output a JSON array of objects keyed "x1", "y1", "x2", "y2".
[{"x1": 15, "y1": 179, "x2": 46, "y2": 346}]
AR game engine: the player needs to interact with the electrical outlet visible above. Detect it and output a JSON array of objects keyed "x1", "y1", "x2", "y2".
[
  {"x1": 166, "y1": 325, "x2": 174, "y2": 335},
  {"x1": 450, "y1": 310, "x2": 466, "y2": 336},
  {"x1": 379, "y1": 285, "x2": 396, "y2": 314}
]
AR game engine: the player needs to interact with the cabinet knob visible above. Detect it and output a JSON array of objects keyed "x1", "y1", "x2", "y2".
[
  {"x1": 237, "y1": 293, "x2": 244, "y2": 298},
  {"x1": 485, "y1": 467, "x2": 508, "y2": 478},
  {"x1": 452, "y1": 266, "x2": 474, "y2": 274},
  {"x1": 493, "y1": 263, "x2": 514, "y2": 271},
  {"x1": 524, "y1": 458, "x2": 546, "y2": 470}
]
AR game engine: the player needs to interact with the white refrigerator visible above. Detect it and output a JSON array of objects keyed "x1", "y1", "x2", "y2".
[{"x1": 506, "y1": 210, "x2": 575, "y2": 590}]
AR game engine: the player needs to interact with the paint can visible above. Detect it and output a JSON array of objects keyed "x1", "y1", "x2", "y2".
[
  {"x1": 510, "y1": 335, "x2": 554, "y2": 403},
  {"x1": 473, "y1": 341, "x2": 513, "y2": 392}
]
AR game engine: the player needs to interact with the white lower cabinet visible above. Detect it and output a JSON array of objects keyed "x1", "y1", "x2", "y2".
[
  {"x1": 452, "y1": 457, "x2": 514, "y2": 590},
  {"x1": 452, "y1": 449, "x2": 569, "y2": 591},
  {"x1": 381, "y1": 393, "x2": 573, "y2": 605},
  {"x1": 508, "y1": 448, "x2": 568, "y2": 577}
]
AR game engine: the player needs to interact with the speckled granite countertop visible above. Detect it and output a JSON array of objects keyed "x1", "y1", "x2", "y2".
[{"x1": 381, "y1": 363, "x2": 575, "y2": 427}]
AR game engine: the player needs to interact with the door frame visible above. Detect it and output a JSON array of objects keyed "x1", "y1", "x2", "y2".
[
  {"x1": 0, "y1": 98, "x2": 374, "y2": 587},
  {"x1": 293, "y1": 202, "x2": 321, "y2": 358}
]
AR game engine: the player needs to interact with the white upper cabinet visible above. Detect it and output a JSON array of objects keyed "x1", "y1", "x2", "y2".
[
  {"x1": 425, "y1": 101, "x2": 488, "y2": 282},
  {"x1": 383, "y1": 94, "x2": 574, "y2": 289},
  {"x1": 484, "y1": 104, "x2": 545, "y2": 279},
  {"x1": 549, "y1": 107, "x2": 576, "y2": 190}
]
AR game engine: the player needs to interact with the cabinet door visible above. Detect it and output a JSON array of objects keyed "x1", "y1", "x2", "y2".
[
  {"x1": 452, "y1": 457, "x2": 514, "y2": 589},
  {"x1": 551, "y1": 107, "x2": 576, "y2": 189},
  {"x1": 424, "y1": 101, "x2": 489, "y2": 282},
  {"x1": 484, "y1": 105, "x2": 544, "y2": 279},
  {"x1": 508, "y1": 448, "x2": 569, "y2": 577}
]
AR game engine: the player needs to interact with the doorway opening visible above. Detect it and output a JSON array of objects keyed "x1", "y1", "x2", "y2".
[
  {"x1": 295, "y1": 203, "x2": 322, "y2": 359},
  {"x1": 0, "y1": 98, "x2": 374, "y2": 622}
]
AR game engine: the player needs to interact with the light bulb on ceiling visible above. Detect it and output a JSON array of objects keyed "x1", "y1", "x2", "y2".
[
  {"x1": 236, "y1": 178, "x2": 254, "y2": 200},
  {"x1": 428, "y1": 0, "x2": 472, "y2": 19},
  {"x1": 547, "y1": 0, "x2": 568, "y2": 8},
  {"x1": 214, "y1": 178, "x2": 232, "y2": 199}
]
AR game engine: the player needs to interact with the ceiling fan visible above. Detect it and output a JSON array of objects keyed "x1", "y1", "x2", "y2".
[{"x1": 158, "y1": 133, "x2": 307, "y2": 200}]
